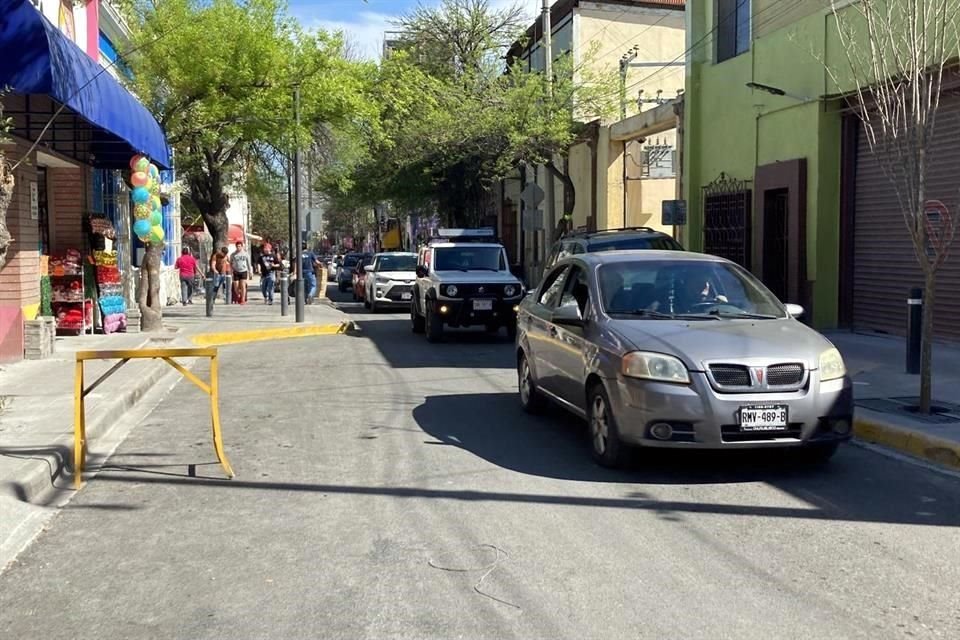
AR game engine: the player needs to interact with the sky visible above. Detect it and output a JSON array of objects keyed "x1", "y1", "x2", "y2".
[{"x1": 287, "y1": 0, "x2": 546, "y2": 60}]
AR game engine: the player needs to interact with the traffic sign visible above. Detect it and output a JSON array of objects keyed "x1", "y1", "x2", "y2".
[
  {"x1": 520, "y1": 183, "x2": 545, "y2": 209},
  {"x1": 662, "y1": 199, "x2": 687, "y2": 226}
]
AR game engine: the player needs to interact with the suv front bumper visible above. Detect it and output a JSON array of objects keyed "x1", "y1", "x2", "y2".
[{"x1": 436, "y1": 297, "x2": 521, "y2": 327}]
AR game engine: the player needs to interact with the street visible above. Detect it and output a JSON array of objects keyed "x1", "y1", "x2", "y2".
[{"x1": 0, "y1": 287, "x2": 958, "y2": 640}]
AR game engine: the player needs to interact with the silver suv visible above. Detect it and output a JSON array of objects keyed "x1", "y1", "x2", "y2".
[{"x1": 411, "y1": 229, "x2": 525, "y2": 342}]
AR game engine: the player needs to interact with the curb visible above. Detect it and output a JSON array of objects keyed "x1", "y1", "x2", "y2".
[
  {"x1": 854, "y1": 416, "x2": 960, "y2": 470},
  {"x1": 190, "y1": 321, "x2": 351, "y2": 347},
  {"x1": 7, "y1": 356, "x2": 176, "y2": 506}
]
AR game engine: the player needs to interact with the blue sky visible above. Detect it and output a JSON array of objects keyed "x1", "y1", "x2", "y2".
[{"x1": 288, "y1": 0, "x2": 542, "y2": 60}]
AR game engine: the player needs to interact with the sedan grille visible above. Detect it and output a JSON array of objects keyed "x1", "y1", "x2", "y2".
[
  {"x1": 767, "y1": 363, "x2": 804, "y2": 386},
  {"x1": 709, "y1": 364, "x2": 750, "y2": 387}
]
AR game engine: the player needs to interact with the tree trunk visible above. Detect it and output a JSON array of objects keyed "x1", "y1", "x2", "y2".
[
  {"x1": 546, "y1": 159, "x2": 576, "y2": 242},
  {"x1": 919, "y1": 267, "x2": 935, "y2": 414},
  {"x1": 189, "y1": 171, "x2": 230, "y2": 250},
  {"x1": 201, "y1": 209, "x2": 229, "y2": 251},
  {"x1": 138, "y1": 243, "x2": 164, "y2": 332},
  {"x1": 0, "y1": 159, "x2": 14, "y2": 271}
]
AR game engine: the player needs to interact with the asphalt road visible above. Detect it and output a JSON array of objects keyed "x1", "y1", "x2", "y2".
[{"x1": 1, "y1": 288, "x2": 959, "y2": 640}]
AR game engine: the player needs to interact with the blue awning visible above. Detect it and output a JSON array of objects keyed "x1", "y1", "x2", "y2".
[{"x1": 0, "y1": 0, "x2": 170, "y2": 168}]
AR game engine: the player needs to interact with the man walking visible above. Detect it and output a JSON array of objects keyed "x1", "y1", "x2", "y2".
[
  {"x1": 258, "y1": 243, "x2": 280, "y2": 305},
  {"x1": 231, "y1": 241, "x2": 251, "y2": 304},
  {"x1": 174, "y1": 247, "x2": 199, "y2": 305},
  {"x1": 301, "y1": 242, "x2": 320, "y2": 304},
  {"x1": 210, "y1": 246, "x2": 230, "y2": 303}
]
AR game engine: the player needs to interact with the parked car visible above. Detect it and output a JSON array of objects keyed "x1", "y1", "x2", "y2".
[
  {"x1": 328, "y1": 255, "x2": 341, "y2": 281},
  {"x1": 352, "y1": 255, "x2": 374, "y2": 302},
  {"x1": 516, "y1": 251, "x2": 853, "y2": 468},
  {"x1": 363, "y1": 252, "x2": 418, "y2": 313},
  {"x1": 337, "y1": 253, "x2": 368, "y2": 292},
  {"x1": 545, "y1": 227, "x2": 683, "y2": 270}
]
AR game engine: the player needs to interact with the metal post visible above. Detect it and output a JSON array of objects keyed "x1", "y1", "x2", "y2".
[
  {"x1": 907, "y1": 287, "x2": 922, "y2": 374},
  {"x1": 294, "y1": 84, "x2": 305, "y2": 323},
  {"x1": 205, "y1": 270, "x2": 214, "y2": 317},
  {"x1": 280, "y1": 268, "x2": 289, "y2": 316},
  {"x1": 287, "y1": 160, "x2": 294, "y2": 266},
  {"x1": 224, "y1": 273, "x2": 233, "y2": 305}
]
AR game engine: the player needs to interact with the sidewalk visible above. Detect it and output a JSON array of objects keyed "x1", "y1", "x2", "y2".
[
  {"x1": 0, "y1": 281, "x2": 348, "y2": 568},
  {"x1": 826, "y1": 331, "x2": 960, "y2": 470}
]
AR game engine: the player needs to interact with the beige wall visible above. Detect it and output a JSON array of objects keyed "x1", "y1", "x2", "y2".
[
  {"x1": 568, "y1": 142, "x2": 593, "y2": 229},
  {"x1": 576, "y1": 4, "x2": 685, "y2": 119}
]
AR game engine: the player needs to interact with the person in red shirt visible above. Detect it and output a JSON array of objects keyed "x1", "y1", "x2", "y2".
[{"x1": 174, "y1": 247, "x2": 199, "y2": 305}]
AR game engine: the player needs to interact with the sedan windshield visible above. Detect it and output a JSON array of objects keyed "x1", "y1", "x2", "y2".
[
  {"x1": 378, "y1": 255, "x2": 417, "y2": 272},
  {"x1": 599, "y1": 260, "x2": 786, "y2": 318},
  {"x1": 434, "y1": 247, "x2": 504, "y2": 271}
]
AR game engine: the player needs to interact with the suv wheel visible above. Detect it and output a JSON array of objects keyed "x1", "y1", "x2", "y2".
[
  {"x1": 518, "y1": 353, "x2": 546, "y2": 414},
  {"x1": 411, "y1": 300, "x2": 425, "y2": 333},
  {"x1": 425, "y1": 300, "x2": 444, "y2": 343},
  {"x1": 588, "y1": 383, "x2": 625, "y2": 468}
]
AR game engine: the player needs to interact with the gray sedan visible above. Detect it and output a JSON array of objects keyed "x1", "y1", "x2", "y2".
[{"x1": 516, "y1": 251, "x2": 853, "y2": 467}]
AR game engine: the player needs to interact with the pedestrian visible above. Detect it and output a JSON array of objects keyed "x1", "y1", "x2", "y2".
[
  {"x1": 230, "y1": 241, "x2": 251, "y2": 304},
  {"x1": 174, "y1": 247, "x2": 199, "y2": 305},
  {"x1": 258, "y1": 243, "x2": 280, "y2": 305},
  {"x1": 301, "y1": 242, "x2": 320, "y2": 303},
  {"x1": 210, "y1": 246, "x2": 230, "y2": 303}
]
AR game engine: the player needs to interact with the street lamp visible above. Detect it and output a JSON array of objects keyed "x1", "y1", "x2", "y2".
[{"x1": 745, "y1": 81, "x2": 813, "y2": 102}]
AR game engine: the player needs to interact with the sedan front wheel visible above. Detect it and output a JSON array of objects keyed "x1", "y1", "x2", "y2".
[{"x1": 588, "y1": 384, "x2": 625, "y2": 468}]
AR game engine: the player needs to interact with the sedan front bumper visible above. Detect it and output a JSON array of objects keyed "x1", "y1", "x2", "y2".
[{"x1": 606, "y1": 371, "x2": 854, "y2": 449}]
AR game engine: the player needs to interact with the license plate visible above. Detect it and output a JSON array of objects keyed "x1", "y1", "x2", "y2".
[
  {"x1": 473, "y1": 299, "x2": 493, "y2": 311},
  {"x1": 401, "y1": 292, "x2": 412, "y2": 300},
  {"x1": 739, "y1": 405, "x2": 788, "y2": 431}
]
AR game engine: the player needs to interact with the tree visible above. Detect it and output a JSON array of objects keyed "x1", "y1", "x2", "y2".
[
  {"x1": 130, "y1": 0, "x2": 373, "y2": 250},
  {"x1": 828, "y1": 0, "x2": 960, "y2": 413},
  {"x1": 0, "y1": 99, "x2": 13, "y2": 270}
]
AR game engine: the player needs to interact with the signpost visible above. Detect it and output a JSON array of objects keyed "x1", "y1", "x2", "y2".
[{"x1": 520, "y1": 182, "x2": 545, "y2": 210}]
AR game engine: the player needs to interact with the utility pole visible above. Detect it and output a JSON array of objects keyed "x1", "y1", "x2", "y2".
[
  {"x1": 293, "y1": 84, "x2": 305, "y2": 323},
  {"x1": 542, "y1": 0, "x2": 552, "y2": 98},
  {"x1": 619, "y1": 46, "x2": 639, "y2": 120},
  {"x1": 541, "y1": 0, "x2": 555, "y2": 276}
]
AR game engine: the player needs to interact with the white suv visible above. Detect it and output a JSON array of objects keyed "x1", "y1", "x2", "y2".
[{"x1": 411, "y1": 229, "x2": 524, "y2": 342}]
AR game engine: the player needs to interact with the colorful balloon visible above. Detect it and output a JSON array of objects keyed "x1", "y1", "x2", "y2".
[
  {"x1": 148, "y1": 179, "x2": 159, "y2": 195},
  {"x1": 132, "y1": 187, "x2": 150, "y2": 204},
  {"x1": 133, "y1": 203, "x2": 151, "y2": 219},
  {"x1": 129, "y1": 154, "x2": 146, "y2": 171},
  {"x1": 150, "y1": 210, "x2": 162, "y2": 225},
  {"x1": 133, "y1": 219, "x2": 152, "y2": 238},
  {"x1": 150, "y1": 195, "x2": 161, "y2": 209},
  {"x1": 149, "y1": 225, "x2": 165, "y2": 244},
  {"x1": 134, "y1": 157, "x2": 150, "y2": 173},
  {"x1": 148, "y1": 164, "x2": 160, "y2": 180},
  {"x1": 130, "y1": 171, "x2": 149, "y2": 187}
]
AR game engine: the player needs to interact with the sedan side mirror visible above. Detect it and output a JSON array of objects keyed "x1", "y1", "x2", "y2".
[
  {"x1": 785, "y1": 303, "x2": 804, "y2": 318},
  {"x1": 364, "y1": 264, "x2": 375, "y2": 273},
  {"x1": 552, "y1": 304, "x2": 585, "y2": 327},
  {"x1": 415, "y1": 265, "x2": 428, "y2": 278}
]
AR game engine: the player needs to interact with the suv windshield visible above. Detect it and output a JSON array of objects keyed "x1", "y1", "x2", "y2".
[
  {"x1": 590, "y1": 236, "x2": 683, "y2": 252},
  {"x1": 378, "y1": 255, "x2": 417, "y2": 272},
  {"x1": 599, "y1": 260, "x2": 786, "y2": 318},
  {"x1": 434, "y1": 246, "x2": 504, "y2": 271}
]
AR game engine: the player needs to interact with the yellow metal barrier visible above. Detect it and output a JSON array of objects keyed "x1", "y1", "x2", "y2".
[{"x1": 73, "y1": 347, "x2": 235, "y2": 489}]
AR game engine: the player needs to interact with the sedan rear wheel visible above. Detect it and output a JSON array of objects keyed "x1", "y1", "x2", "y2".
[
  {"x1": 588, "y1": 384, "x2": 625, "y2": 468},
  {"x1": 518, "y1": 353, "x2": 546, "y2": 414}
]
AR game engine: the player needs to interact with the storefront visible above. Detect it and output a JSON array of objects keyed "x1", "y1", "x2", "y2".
[
  {"x1": 0, "y1": 0, "x2": 171, "y2": 361},
  {"x1": 841, "y1": 92, "x2": 960, "y2": 342}
]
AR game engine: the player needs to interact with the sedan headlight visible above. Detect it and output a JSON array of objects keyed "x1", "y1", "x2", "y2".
[
  {"x1": 504, "y1": 284, "x2": 519, "y2": 297},
  {"x1": 621, "y1": 351, "x2": 690, "y2": 384},
  {"x1": 819, "y1": 347, "x2": 847, "y2": 381},
  {"x1": 443, "y1": 284, "x2": 459, "y2": 297}
]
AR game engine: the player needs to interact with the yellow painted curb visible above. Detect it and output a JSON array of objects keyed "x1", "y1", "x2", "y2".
[
  {"x1": 854, "y1": 415, "x2": 960, "y2": 470},
  {"x1": 191, "y1": 321, "x2": 352, "y2": 347}
]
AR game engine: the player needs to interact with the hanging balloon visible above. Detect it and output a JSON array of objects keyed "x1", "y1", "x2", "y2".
[
  {"x1": 149, "y1": 225, "x2": 165, "y2": 244},
  {"x1": 129, "y1": 154, "x2": 147, "y2": 171},
  {"x1": 133, "y1": 203, "x2": 151, "y2": 219},
  {"x1": 148, "y1": 164, "x2": 160, "y2": 180},
  {"x1": 147, "y1": 178, "x2": 159, "y2": 194},
  {"x1": 134, "y1": 157, "x2": 150, "y2": 173},
  {"x1": 150, "y1": 194, "x2": 161, "y2": 210},
  {"x1": 130, "y1": 171, "x2": 149, "y2": 188},
  {"x1": 150, "y1": 210, "x2": 163, "y2": 225},
  {"x1": 133, "y1": 219, "x2": 152, "y2": 238},
  {"x1": 132, "y1": 187, "x2": 150, "y2": 205}
]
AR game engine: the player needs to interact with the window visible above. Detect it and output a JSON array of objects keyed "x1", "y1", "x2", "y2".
[
  {"x1": 377, "y1": 254, "x2": 417, "y2": 272},
  {"x1": 559, "y1": 266, "x2": 590, "y2": 316},
  {"x1": 434, "y1": 247, "x2": 505, "y2": 271},
  {"x1": 717, "y1": 0, "x2": 751, "y2": 63},
  {"x1": 538, "y1": 266, "x2": 569, "y2": 308}
]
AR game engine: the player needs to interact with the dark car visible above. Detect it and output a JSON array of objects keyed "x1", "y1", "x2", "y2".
[
  {"x1": 546, "y1": 227, "x2": 683, "y2": 269},
  {"x1": 337, "y1": 253, "x2": 370, "y2": 292}
]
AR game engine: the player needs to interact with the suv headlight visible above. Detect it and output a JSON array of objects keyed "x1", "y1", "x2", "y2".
[
  {"x1": 443, "y1": 284, "x2": 459, "y2": 297},
  {"x1": 819, "y1": 347, "x2": 847, "y2": 381},
  {"x1": 375, "y1": 276, "x2": 390, "y2": 285},
  {"x1": 504, "y1": 284, "x2": 519, "y2": 297},
  {"x1": 621, "y1": 352, "x2": 690, "y2": 384}
]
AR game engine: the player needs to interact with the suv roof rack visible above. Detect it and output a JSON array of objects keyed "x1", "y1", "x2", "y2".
[
  {"x1": 428, "y1": 228, "x2": 498, "y2": 244},
  {"x1": 562, "y1": 226, "x2": 660, "y2": 239}
]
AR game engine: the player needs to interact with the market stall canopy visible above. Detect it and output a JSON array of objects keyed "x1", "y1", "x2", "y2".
[
  {"x1": 0, "y1": 0, "x2": 171, "y2": 168},
  {"x1": 228, "y1": 225, "x2": 245, "y2": 245}
]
